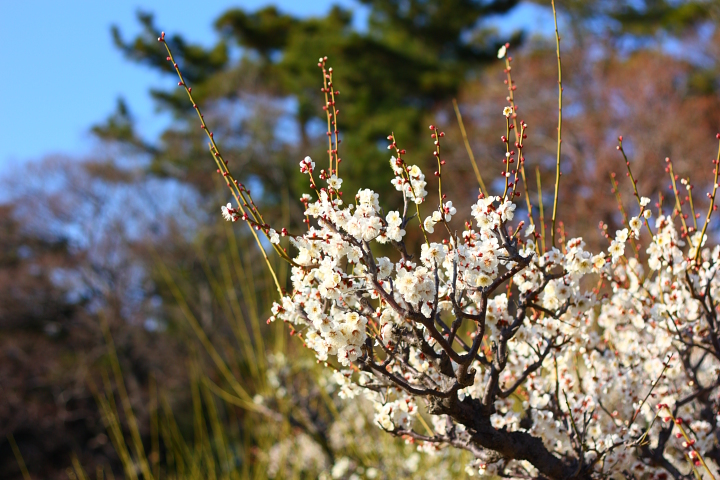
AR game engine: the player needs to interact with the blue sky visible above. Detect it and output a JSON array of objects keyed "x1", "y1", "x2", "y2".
[
  {"x1": 0, "y1": 1, "x2": 552, "y2": 170},
  {"x1": 0, "y1": 1, "x2": 359, "y2": 169}
]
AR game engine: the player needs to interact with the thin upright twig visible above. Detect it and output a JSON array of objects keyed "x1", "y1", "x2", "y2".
[
  {"x1": 695, "y1": 138, "x2": 720, "y2": 264},
  {"x1": 502, "y1": 50, "x2": 538, "y2": 250},
  {"x1": 7, "y1": 434, "x2": 31, "y2": 480},
  {"x1": 536, "y1": 166, "x2": 546, "y2": 253},
  {"x1": 550, "y1": 0, "x2": 563, "y2": 247},
  {"x1": 452, "y1": 99, "x2": 487, "y2": 196},
  {"x1": 617, "y1": 138, "x2": 654, "y2": 237},
  {"x1": 157, "y1": 32, "x2": 284, "y2": 294}
]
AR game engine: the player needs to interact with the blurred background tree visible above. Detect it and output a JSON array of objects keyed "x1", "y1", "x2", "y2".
[
  {"x1": 103, "y1": 1, "x2": 520, "y2": 196},
  {"x1": 2, "y1": 1, "x2": 720, "y2": 478}
]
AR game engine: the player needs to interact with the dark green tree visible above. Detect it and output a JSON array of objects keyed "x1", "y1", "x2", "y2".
[{"x1": 102, "y1": 2, "x2": 520, "y2": 202}]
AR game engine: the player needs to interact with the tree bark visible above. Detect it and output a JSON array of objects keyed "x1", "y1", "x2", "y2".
[{"x1": 429, "y1": 395, "x2": 586, "y2": 479}]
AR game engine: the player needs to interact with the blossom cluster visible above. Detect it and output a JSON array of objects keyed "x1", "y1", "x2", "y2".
[
  {"x1": 259, "y1": 135, "x2": 720, "y2": 477},
  {"x1": 155, "y1": 30, "x2": 720, "y2": 477}
]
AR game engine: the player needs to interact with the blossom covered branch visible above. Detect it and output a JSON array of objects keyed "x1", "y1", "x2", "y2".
[{"x1": 158, "y1": 31, "x2": 720, "y2": 479}]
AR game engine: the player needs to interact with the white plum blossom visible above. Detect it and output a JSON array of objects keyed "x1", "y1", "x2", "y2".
[
  {"x1": 390, "y1": 158, "x2": 428, "y2": 204},
  {"x1": 615, "y1": 227, "x2": 629, "y2": 243},
  {"x1": 498, "y1": 200, "x2": 516, "y2": 222},
  {"x1": 442, "y1": 201, "x2": 456, "y2": 222},
  {"x1": 420, "y1": 242, "x2": 445, "y2": 268},
  {"x1": 268, "y1": 228, "x2": 280, "y2": 244},
  {"x1": 386, "y1": 210, "x2": 402, "y2": 227},
  {"x1": 608, "y1": 240, "x2": 625, "y2": 260},
  {"x1": 423, "y1": 216, "x2": 436, "y2": 233},
  {"x1": 299, "y1": 156, "x2": 315, "y2": 173},
  {"x1": 221, "y1": 203, "x2": 237, "y2": 222},
  {"x1": 327, "y1": 175, "x2": 342, "y2": 190}
]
